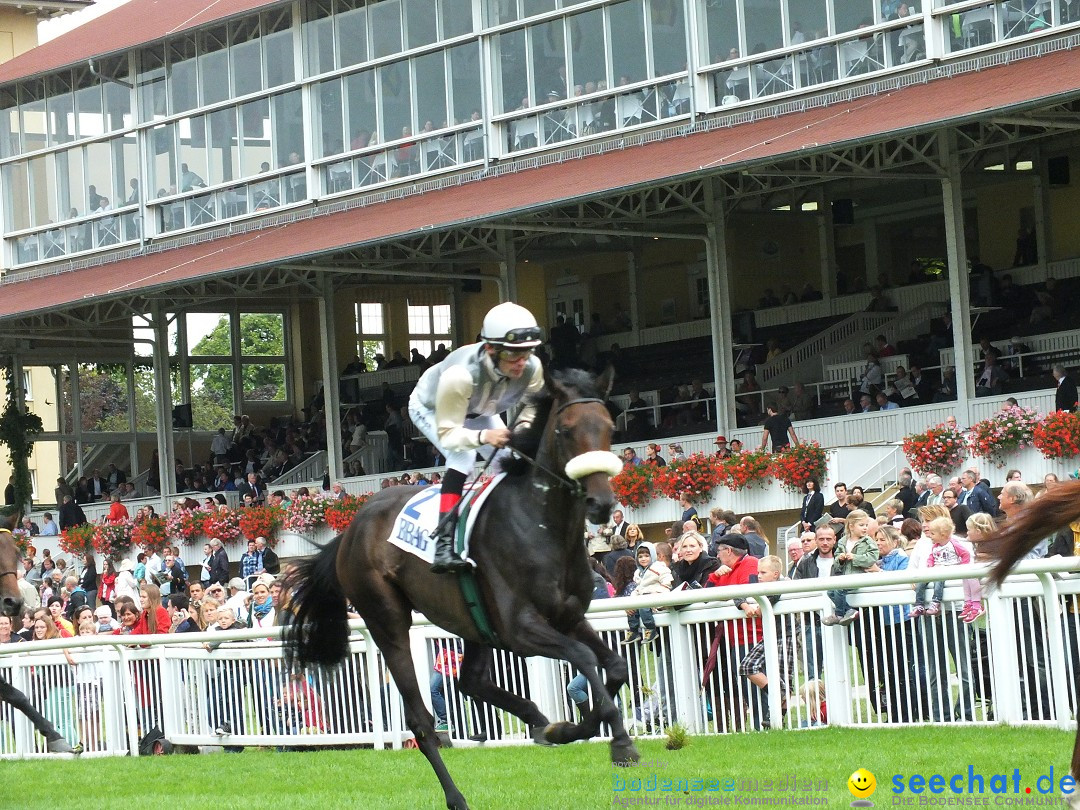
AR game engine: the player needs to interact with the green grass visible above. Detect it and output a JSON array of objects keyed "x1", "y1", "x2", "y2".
[{"x1": 0, "y1": 726, "x2": 1073, "y2": 810}]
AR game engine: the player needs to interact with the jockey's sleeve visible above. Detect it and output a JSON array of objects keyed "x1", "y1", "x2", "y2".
[
  {"x1": 434, "y1": 365, "x2": 481, "y2": 452},
  {"x1": 511, "y1": 362, "x2": 546, "y2": 432}
]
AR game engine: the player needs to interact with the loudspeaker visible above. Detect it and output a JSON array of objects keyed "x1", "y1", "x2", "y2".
[
  {"x1": 461, "y1": 279, "x2": 482, "y2": 293},
  {"x1": 1048, "y1": 156, "x2": 1070, "y2": 186},
  {"x1": 171, "y1": 403, "x2": 193, "y2": 429},
  {"x1": 832, "y1": 198, "x2": 855, "y2": 225}
]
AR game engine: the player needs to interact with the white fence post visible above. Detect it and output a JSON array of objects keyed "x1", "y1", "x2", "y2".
[
  {"x1": 1038, "y1": 573, "x2": 1073, "y2": 730},
  {"x1": 985, "y1": 583, "x2": 1024, "y2": 725},
  {"x1": 664, "y1": 607, "x2": 703, "y2": 734}
]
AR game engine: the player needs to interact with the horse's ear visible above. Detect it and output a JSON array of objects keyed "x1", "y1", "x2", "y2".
[
  {"x1": 595, "y1": 365, "x2": 615, "y2": 399},
  {"x1": 544, "y1": 366, "x2": 565, "y2": 397}
]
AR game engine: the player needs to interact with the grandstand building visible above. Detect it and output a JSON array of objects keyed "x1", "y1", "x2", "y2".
[{"x1": 1, "y1": 0, "x2": 1080, "y2": 510}]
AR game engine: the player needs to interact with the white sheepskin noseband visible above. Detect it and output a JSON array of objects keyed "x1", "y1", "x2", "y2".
[{"x1": 564, "y1": 451, "x2": 623, "y2": 481}]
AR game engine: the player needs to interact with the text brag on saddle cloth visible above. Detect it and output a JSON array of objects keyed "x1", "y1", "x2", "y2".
[{"x1": 387, "y1": 474, "x2": 505, "y2": 564}]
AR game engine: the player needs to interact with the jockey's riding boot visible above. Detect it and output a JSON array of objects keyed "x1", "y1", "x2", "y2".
[{"x1": 430, "y1": 511, "x2": 470, "y2": 574}]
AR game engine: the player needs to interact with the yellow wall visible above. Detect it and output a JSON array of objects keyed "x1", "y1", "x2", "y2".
[
  {"x1": 1049, "y1": 180, "x2": 1080, "y2": 262},
  {"x1": 727, "y1": 213, "x2": 821, "y2": 310},
  {"x1": 974, "y1": 177, "x2": 1035, "y2": 270},
  {"x1": 0, "y1": 9, "x2": 40, "y2": 62}
]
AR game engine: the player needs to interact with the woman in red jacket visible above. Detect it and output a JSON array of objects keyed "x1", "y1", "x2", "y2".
[{"x1": 106, "y1": 493, "x2": 129, "y2": 524}]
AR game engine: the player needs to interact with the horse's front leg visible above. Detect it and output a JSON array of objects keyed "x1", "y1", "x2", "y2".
[
  {"x1": 511, "y1": 610, "x2": 639, "y2": 765},
  {"x1": 456, "y1": 642, "x2": 551, "y2": 745}
]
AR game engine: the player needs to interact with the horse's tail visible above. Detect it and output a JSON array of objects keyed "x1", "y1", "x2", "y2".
[
  {"x1": 985, "y1": 479, "x2": 1080, "y2": 586},
  {"x1": 283, "y1": 534, "x2": 351, "y2": 671}
]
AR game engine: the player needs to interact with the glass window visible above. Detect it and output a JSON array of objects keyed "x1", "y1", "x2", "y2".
[
  {"x1": 305, "y1": 0, "x2": 336, "y2": 76},
  {"x1": 408, "y1": 304, "x2": 431, "y2": 332},
  {"x1": 271, "y1": 89, "x2": 304, "y2": 166},
  {"x1": 531, "y1": 18, "x2": 566, "y2": 102},
  {"x1": 379, "y1": 60, "x2": 412, "y2": 142},
  {"x1": 496, "y1": 28, "x2": 528, "y2": 111},
  {"x1": 208, "y1": 107, "x2": 238, "y2": 186},
  {"x1": 489, "y1": 0, "x2": 520, "y2": 25},
  {"x1": 85, "y1": 140, "x2": 113, "y2": 206},
  {"x1": 788, "y1": 0, "x2": 828, "y2": 42},
  {"x1": 570, "y1": 8, "x2": 607, "y2": 92},
  {"x1": 138, "y1": 46, "x2": 167, "y2": 122},
  {"x1": 190, "y1": 363, "x2": 235, "y2": 427},
  {"x1": 448, "y1": 44, "x2": 481, "y2": 124},
  {"x1": 649, "y1": 0, "x2": 686, "y2": 76},
  {"x1": 104, "y1": 83, "x2": 132, "y2": 133},
  {"x1": 46, "y1": 73, "x2": 74, "y2": 146},
  {"x1": 240, "y1": 97, "x2": 270, "y2": 175},
  {"x1": 150, "y1": 122, "x2": 178, "y2": 196},
  {"x1": 610, "y1": 0, "x2": 648, "y2": 83},
  {"x1": 178, "y1": 115, "x2": 209, "y2": 191},
  {"x1": 242, "y1": 364, "x2": 286, "y2": 401},
  {"x1": 745, "y1": 2, "x2": 784, "y2": 53},
  {"x1": 58, "y1": 146, "x2": 85, "y2": 219},
  {"x1": 73, "y1": 70, "x2": 103, "y2": 140},
  {"x1": 238, "y1": 312, "x2": 285, "y2": 355},
  {"x1": 523, "y1": 0, "x2": 556, "y2": 17},
  {"x1": 703, "y1": 0, "x2": 740, "y2": 63},
  {"x1": 3, "y1": 163, "x2": 30, "y2": 230},
  {"x1": 345, "y1": 71, "x2": 377, "y2": 148},
  {"x1": 357, "y1": 302, "x2": 385, "y2": 334},
  {"x1": 231, "y1": 20, "x2": 263, "y2": 97},
  {"x1": 414, "y1": 52, "x2": 448, "y2": 131},
  {"x1": 0, "y1": 88, "x2": 18, "y2": 159},
  {"x1": 409, "y1": 339, "x2": 434, "y2": 358},
  {"x1": 112, "y1": 135, "x2": 139, "y2": 206},
  {"x1": 264, "y1": 20, "x2": 296, "y2": 88},
  {"x1": 441, "y1": 0, "x2": 474, "y2": 38},
  {"x1": 338, "y1": 5, "x2": 369, "y2": 67},
  {"x1": 199, "y1": 27, "x2": 231, "y2": 106},
  {"x1": 406, "y1": 0, "x2": 439, "y2": 49},
  {"x1": 835, "y1": 0, "x2": 876, "y2": 33},
  {"x1": 371, "y1": 0, "x2": 403, "y2": 57},
  {"x1": 28, "y1": 152, "x2": 57, "y2": 228},
  {"x1": 188, "y1": 312, "x2": 231, "y2": 355},
  {"x1": 19, "y1": 80, "x2": 47, "y2": 153},
  {"x1": 316, "y1": 77, "x2": 345, "y2": 157},
  {"x1": 168, "y1": 36, "x2": 199, "y2": 115}
]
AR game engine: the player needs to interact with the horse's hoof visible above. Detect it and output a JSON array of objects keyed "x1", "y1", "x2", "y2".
[
  {"x1": 529, "y1": 725, "x2": 556, "y2": 746},
  {"x1": 47, "y1": 738, "x2": 81, "y2": 755},
  {"x1": 543, "y1": 721, "x2": 578, "y2": 745},
  {"x1": 446, "y1": 795, "x2": 469, "y2": 810},
  {"x1": 611, "y1": 740, "x2": 640, "y2": 765},
  {"x1": 436, "y1": 731, "x2": 453, "y2": 748}
]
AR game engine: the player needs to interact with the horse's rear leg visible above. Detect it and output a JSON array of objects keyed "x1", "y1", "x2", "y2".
[
  {"x1": 362, "y1": 606, "x2": 468, "y2": 810},
  {"x1": 457, "y1": 642, "x2": 551, "y2": 744},
  {"x1": 0, "y1": 680, "x2": 81, "y2": 753},
  {"x1": 512, "y1": 611, "x2": 639, "y2": 765}
]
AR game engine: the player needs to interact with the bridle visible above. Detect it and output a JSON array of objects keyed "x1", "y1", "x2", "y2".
[
  {"x1": 515, "y1": 396, "x2": 609, "y2": 498},
  {"x1": 0, "y1": 529, "x2": 19, "y2": 582}
]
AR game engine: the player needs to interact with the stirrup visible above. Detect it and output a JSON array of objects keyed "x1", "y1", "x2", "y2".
[{"x1": 430, "y1": 532, "x2": 470, "y2": 574}]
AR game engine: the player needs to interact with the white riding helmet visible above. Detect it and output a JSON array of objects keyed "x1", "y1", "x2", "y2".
[{"x1": 480, "y1": 302, "x2": 543, "y2": 348}]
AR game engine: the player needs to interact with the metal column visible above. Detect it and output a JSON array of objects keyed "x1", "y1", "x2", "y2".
[
  {"x1": 941, "y1": 133, "x2": 974, "y2": 427},
  {"x1": 705, "y1": 187, "x2": 736, "y2": 436},
  {"x1": 319, "y1": 274, "x2": 343, "y2": 484},
  {"x1": 497, "y1": 231, "x2": 517, "y2": 303},
  {"x1": 151, "y1": 306, "x2": 176, "y2": 500}
]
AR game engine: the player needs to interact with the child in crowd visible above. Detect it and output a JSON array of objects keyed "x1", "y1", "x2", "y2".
[
  {"x1": 824, "y1": 509, "x2": 879, "y2": 626},
  {"x1": 739, "y1": 556, "x2": 794, "y2": 724},
  {"x1": 961, "y1": 514, "x2": 992, "y2": 623},
  {"x1": 797, "y1": 679, "x2": 828, "y2": 728},
  {"x1": 620, "y1": 543, "x2": 672, "y2": 645},
  {"x1": 912, "y1": 516, "x2": 977, "y2": 620}
]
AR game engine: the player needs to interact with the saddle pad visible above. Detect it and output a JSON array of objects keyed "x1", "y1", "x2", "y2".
[{"x1": 386, "y1": 474, "x2": 505, "y2": 564}]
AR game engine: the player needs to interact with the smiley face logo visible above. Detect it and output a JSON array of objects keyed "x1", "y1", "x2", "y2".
[{"x1": 847, "y1": 768, "x2": 877, "y2": 801}]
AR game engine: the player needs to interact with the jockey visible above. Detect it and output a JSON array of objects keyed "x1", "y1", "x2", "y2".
[{"x1": 408, "y1": 302, "x2": 546, "y2": 573}]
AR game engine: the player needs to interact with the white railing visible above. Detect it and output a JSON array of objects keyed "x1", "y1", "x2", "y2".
[
  {"x1": 268, "y1": 451, "x2": 327, "y2": 488},
  {"x1": 2, "y1": 558, "x2": 1077, "y2": 758},
  {"x1": 940, "y1": 328, "x2": 1080, "y2": 371},
  {"x1": 826, "y1": 354, "x2": 910, "y2": 386},
  {"x1": 758, "y1": 312, "x2": 894, "y2": 385},
  {"x1": 593, "y1": 319, "x2": 712, "y2": 353}
]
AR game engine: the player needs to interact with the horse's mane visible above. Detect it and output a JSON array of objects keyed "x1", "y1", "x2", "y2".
[
  {"x1": 503, "y1": 368, "x2": 608, "y2": 477},
  {"x1": 0, "y1": 512, "x2": 17, "y2": 532},
  {"x1": 985, "y1": 479, "x2": 1080, "y2": 585}
]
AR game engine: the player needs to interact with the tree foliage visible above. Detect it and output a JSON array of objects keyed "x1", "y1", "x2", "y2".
[
  {"x1": 0, "y1": 361, "x2": 43, "y2": 513},
  {"x1": 191, "y1": 313, "x2": 286, "y2": 407}
]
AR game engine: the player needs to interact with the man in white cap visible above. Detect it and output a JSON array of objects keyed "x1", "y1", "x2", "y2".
[
  {"x1": 225, "y1": 577, "x2": 250, "y2": 623},
  {"x1": 408, "y1": 302, "x2": 545, "y2": 573}
]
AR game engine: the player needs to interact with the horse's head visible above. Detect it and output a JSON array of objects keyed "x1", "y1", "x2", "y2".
[
  {"x1": 544, "y1": 366, "x2": 623, "y2": 524},
  {"x1": 0, "y1": 512, "x2": 23, "y2": 617}
]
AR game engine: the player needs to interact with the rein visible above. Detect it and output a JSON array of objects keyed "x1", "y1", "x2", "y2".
[{"x1": 512, "y1": 396, "x2": 608, "y2": 498}]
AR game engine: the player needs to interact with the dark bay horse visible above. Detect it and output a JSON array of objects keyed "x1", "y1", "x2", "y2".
[
  {"x1": 0, "y1": 513, "x2": 80, "y2": 754},
  {"x1": 984, "y1": 479, "x2": 1080, "y2": 801},
  {"x1": 285, "y1": 367, "x2": 637, "y2": 810}
]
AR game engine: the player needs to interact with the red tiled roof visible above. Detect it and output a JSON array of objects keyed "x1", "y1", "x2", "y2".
[
  {"x1": 0, "y1": 0, "x2": 285, "y2": 85},
  {"x1": 4, "y1": 47, "x2": 1080, "y2": 323}
]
